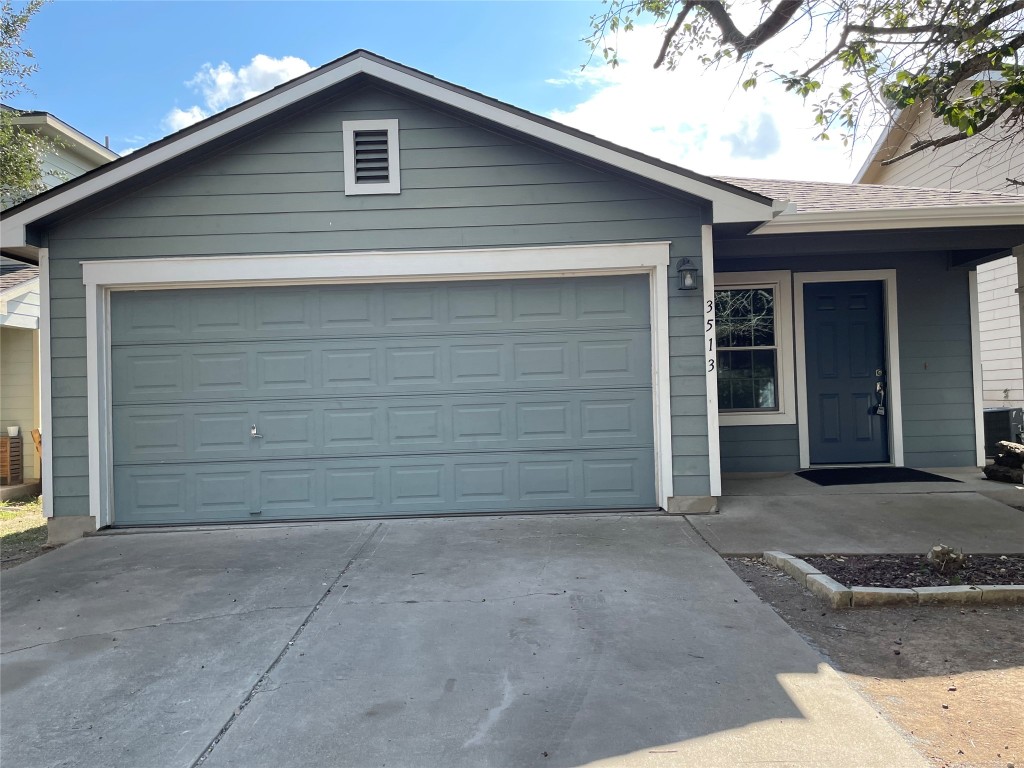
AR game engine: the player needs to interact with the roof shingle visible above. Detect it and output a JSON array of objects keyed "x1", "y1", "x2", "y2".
[{"x1": 717, "y1": 177, "x2": 1024, "y2": 214}]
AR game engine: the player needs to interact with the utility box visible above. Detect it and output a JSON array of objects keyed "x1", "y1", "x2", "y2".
[{"x1": 983, "y1": 407, "x2": 1024, "y2": 458}]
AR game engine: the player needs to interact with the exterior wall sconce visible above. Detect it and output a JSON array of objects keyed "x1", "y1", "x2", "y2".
[{"x1": 676, "y1": 258, "x2": 699, "y2": 291}]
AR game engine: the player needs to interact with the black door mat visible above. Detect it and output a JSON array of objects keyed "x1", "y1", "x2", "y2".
[{"x1": 796, "y1": 467, "x2": 962, "y2": 486}]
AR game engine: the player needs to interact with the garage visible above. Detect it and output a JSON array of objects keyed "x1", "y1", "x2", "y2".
[{"x1": 109, "y1": 275, "x2": 657, "y2": 524}]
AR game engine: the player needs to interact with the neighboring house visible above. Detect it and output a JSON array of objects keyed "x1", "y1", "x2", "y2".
[
  {"x1": 2, "y1": 51, "x2": 1023, "y2": 543},
  {"x1": 0, "y1": 107, "x2": 117, "y2": 492},
  {"x1": 1, "y1": 262, "x2": 41, "y2": 483},
  {"x1": 855, "y1": 103, "x2": 1024, "y2": 409}
]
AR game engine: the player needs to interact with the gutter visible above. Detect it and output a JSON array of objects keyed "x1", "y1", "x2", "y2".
[{"x1": 751, "y1": 203, "x2": 1024, "y2": 236}]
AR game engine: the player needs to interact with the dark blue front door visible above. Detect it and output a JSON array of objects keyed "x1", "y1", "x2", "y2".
[{"x1": 804, "y1": 281, "x2": 889, "y2": 464}]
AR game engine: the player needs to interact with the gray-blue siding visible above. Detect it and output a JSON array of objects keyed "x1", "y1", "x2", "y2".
[
  {"x1": 43, "y1": 85, "x2": 711, "y2": 517},
  {"x1": 718, "y1": 252, "x2": 978, "y2": 472}
]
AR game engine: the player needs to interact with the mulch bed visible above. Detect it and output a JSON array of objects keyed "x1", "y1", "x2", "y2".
[{"x1": 804, "y1": 554, "x2": 1024, "y2": 588}]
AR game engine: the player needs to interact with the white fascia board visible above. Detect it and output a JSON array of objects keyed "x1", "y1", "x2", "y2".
[
  {"x1": 0, "y1": 275, "x2": 39, "y2": 302},
  {"x1": 1, "y1": 58, "x2": 369, "y2": 251},
  {"x1": 754, "y1": 204, "x2": 1024, "y2": 236},
  {"x1": 2, "y1": 56, "x2": 776, "y2": 253},
  {"x1": 14, "y1": 114, "x2": 118, "y2": 165},
  {"x1": 356, "y1": 60, "x2": 776, "y2": 225}
]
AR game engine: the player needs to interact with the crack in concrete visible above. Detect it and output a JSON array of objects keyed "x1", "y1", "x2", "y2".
[
  {"x1": 336, "y1": 591, "x2": 565, "y2": 606},
  {"x1": 190, "y1": 522, "x2": 386, "y2": 768},
  {"x1": 1, "y1": 605, "x2": 314, "y2": 655}
]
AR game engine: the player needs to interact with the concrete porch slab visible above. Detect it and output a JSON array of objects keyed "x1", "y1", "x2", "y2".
[{"x1": 689, "y1": 469, "x2": 1024, "y2": 555}]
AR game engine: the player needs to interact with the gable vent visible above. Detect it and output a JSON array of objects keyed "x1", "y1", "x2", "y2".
[
  {"x1": 353, "y1": 130, "x2": 391, "y2": 184},
  {"x1": 343, "y1": 119, "x2": 400, "y2": 195}
]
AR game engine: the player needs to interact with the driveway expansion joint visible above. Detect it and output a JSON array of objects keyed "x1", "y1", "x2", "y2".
[
  {"x1": 189, "y1": 521, "x2": 386, "y2": 768},
  {"x1": 764, "y1": 551, "x2": 1024, "y2": 608}
]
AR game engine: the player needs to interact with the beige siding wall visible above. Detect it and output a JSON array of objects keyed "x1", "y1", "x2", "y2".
[
  {"x1": 860, "y1": 111, "x2": 1023, "y2": 408},
  {"x1": 0, "y1": 326, "x2": 41, "y2": 479},
  {"x1": 978, "y1": 256, "x2": 1023, "y2": 406},
  {"x1": 862, "y1": 117, "x2": 1023, "y2": 193}
]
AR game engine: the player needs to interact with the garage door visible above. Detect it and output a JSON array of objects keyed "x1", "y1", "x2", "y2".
[{"x1": 110, "y1": 275, "x2": 656, "y2": 524}]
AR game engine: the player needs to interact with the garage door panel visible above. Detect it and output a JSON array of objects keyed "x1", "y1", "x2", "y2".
[
  {"x1": 113, "y1": 390, "x2": 652, "y2": 464},
  {"x1": 113, "y1": 448, "x2": 654, "y2": 524},
  {"x1": 111, "y1": 331, "x2": 652, "y2": 404},
  {"x1": 111, "y1": 276, "x2": 651, "y2": 346},
  {"x1": 111, "y1": 276, "x2": 656, "y2": 524}
]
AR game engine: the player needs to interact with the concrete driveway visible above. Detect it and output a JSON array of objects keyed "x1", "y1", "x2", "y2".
[{"x1": 1, "y1": 514, "x2": 924, "y2": 767}]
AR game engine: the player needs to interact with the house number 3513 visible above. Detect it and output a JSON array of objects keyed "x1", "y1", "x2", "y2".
[{"x1": 705, "y1": 299, "x2": 716, "y2": 373}]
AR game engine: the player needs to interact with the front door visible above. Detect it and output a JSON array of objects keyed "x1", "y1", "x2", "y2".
[{"x1": 804, "y1": 280, "x2": 889, "y2": 464}]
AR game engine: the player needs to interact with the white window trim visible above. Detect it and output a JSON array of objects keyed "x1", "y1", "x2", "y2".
[
  {"x1": 79, "y1": 241, "x2": 674, "y2": 527},
  {"x1": 714, "y1": 271, "x2": 796, "y2": 427},
  {"x1": 794, "y1": 269, "x2": 904, "y2": 469},
  {"x1": 343, "y1": 119, "x2": 400, "y2": 195}
]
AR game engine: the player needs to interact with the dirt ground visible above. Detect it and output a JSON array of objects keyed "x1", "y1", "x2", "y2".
[
  {"x1": 729, "y1": 557, "x2": 1024, "y2": 768},
  {"x1": 804, "y1": 553, "x2": 1024, "y2": 588},
  {"x1": 0, "y1": 497, "x2": 51, "y2": 570}
]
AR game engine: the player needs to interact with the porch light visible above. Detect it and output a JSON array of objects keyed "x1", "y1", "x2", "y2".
[{"x1": 676, "y1": 258, "x2": 699, "y2": 291}]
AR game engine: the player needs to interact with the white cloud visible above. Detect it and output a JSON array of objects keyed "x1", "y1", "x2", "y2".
[
  {"x1": 547, "y1": 25, "x2": 879, "y2": 182},
  {"x1": 164, "y1": 105, "x2": 208, "y2": 133},
  {"x1": 163, "y1": 54, "x2": 312, "y2": 134}
]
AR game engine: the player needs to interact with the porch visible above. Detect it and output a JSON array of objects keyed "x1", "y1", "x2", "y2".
[{"x1": 688, "y1": 467, "x2": 1024, "y2": 556}]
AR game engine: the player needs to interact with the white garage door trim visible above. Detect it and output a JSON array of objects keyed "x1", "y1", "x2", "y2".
[{"x1": 82, "y1": 241, "x2": 674, "y2": 527}]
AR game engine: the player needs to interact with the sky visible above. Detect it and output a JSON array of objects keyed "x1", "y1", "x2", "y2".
[{"x1": 11, "y1": 0, "x2": 879, "y2": 182}]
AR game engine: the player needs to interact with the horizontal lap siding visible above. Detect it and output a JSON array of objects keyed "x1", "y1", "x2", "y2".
[
  {"x1": 716, "y1": 252, "x2": 978, "y2": 471},
  {"x1": 897, "y1": 259, "x2": 977, "y2": 467},
  {"x1": 719, "y1": 425, "x2": 800, "y2": 473},
  {"x1": 44, "y1": 85, "x2": 710, "y2": 515}
]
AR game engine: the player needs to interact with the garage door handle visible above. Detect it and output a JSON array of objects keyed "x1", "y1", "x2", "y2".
[{"x1": 250, "y1": 424, "x2": 263, "y2": 439}]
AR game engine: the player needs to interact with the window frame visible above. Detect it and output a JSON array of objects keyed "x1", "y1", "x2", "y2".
[
  {"x1": 715, "y1": 271, "x2": 795, "y2": 426},
  {"x1": 343, "y1": 119, "x2": 400, "y2": 195}
]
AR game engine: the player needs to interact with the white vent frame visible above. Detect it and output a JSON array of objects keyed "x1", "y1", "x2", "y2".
[{"x1": 343, "y1": 119, "x2": 400, "y2": 195}]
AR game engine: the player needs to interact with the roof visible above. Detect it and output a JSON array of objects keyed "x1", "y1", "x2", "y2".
[
  {"x1": 720, "y1": 176, "x2": 1024, "y2": 236},
  {"x1": 2, "y1": 50, "x2": 1021, "y2": 257},
  {"x1": 0, "y1": 261, "x2": 39, "y2": 294},
  {"x1": 0, "y1": 50, "x2": 778, "y2": 261},
  {"x1": 720, "y1": 176, "x2": 1024, "y2": 212},
  {"x1": 1, "y1": 104, "x2": 118, "y2": 167}
]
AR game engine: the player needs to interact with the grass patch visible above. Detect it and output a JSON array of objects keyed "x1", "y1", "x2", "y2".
[{"x1": 0, "y1": 496, "x2": 49, "y2": 569}]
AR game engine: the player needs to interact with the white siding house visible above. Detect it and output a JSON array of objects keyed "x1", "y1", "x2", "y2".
[{"x1": 855, "y1": 104, "x2": 1024, "y2": 409}]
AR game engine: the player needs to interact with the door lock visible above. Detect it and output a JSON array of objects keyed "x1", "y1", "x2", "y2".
[{"x1": 250, "y1": 424, "x2": 263, "y2": 439}]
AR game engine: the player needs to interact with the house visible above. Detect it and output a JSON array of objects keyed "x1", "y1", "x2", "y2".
[
  {"x1": 1, "y1": 108, "x2": 117, "y2": 497},
  {"x1": 855, "y1": 102, "x2": 1024, "y2": 409},
  {"x1": 2, "y1": 50, "x2": 1023, "y2": 543}
]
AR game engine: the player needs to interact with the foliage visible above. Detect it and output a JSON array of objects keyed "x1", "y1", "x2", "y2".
[
  {"x1": 587, "y1": 0, "x2": 1024, "y2": 163},
  {"x1": 0, "y1": 0, "x2": 62, "y2": 208}
]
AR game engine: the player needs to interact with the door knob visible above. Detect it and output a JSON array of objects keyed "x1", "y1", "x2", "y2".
[{"x1": 251, "y1": 424, "x2": 263, "y2": 439}]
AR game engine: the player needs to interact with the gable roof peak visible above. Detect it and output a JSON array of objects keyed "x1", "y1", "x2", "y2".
[{"x1": 1, "y1": 50, "x2": 778, "y2": 260}]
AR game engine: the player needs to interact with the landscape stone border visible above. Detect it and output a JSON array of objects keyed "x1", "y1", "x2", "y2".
[{"x1": 763, "y1": 551, "x2": 1024, "y2": 608}]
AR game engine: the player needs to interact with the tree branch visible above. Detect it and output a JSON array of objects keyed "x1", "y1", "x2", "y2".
[
  {"x1": 880, "y1": 103, "x2": 1012, "y2": 165},
  {"x1": 654, "y1": 0, "x2": 805, "y2": 67},
  {"x1": 655, "y1": 2, "x2": 695, "y2": 68}
]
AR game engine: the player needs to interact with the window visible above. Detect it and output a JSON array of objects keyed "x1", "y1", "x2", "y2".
[
  {"x1": 714, "y1": 272, "x2": 795, "y2": 426},
  {"x1": 343, "y1": 119, "x2": 400, "y2": 195},
  {"x1": 716, "y1": 287, "x2": 778, "y2": 411}
]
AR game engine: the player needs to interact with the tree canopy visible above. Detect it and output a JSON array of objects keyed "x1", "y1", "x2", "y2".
[
  {"x1": 1, "y1": 0, "x2": 62, "y2": 209},
  {"x1": 587, "y1": 0, "x2": 1024, "y2": 165}
]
